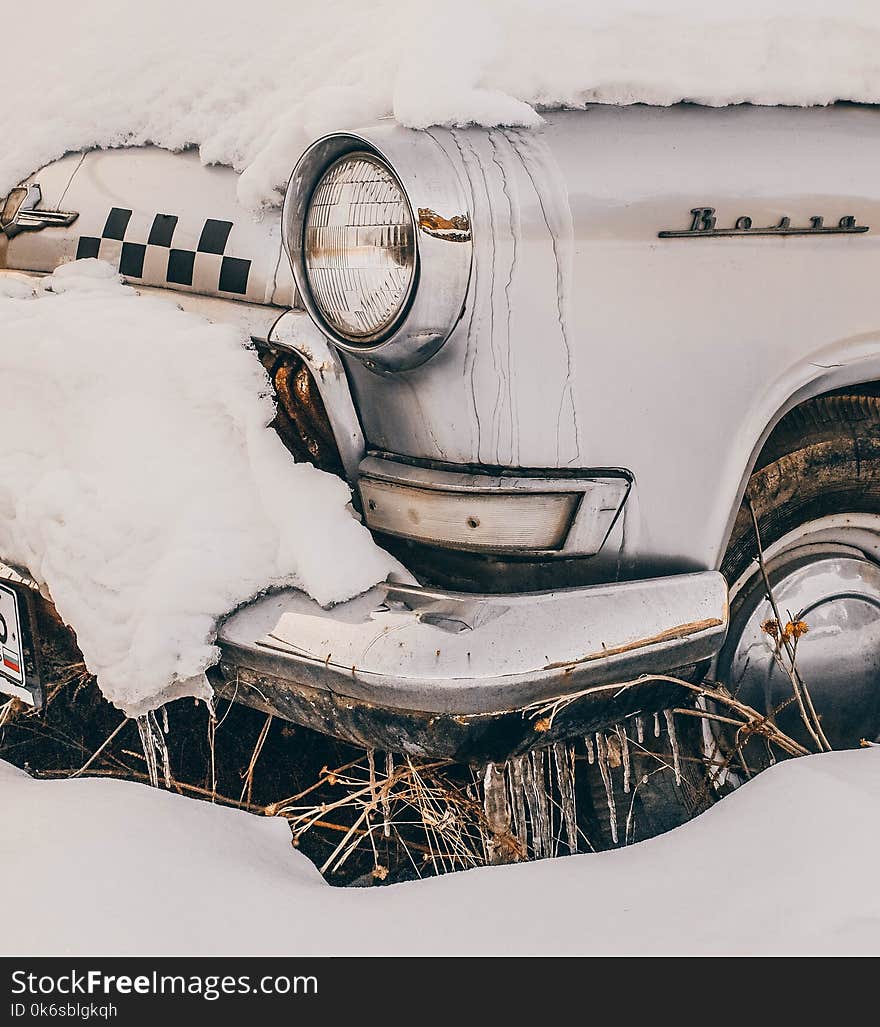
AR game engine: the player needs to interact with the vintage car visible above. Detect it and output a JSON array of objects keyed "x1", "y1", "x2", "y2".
[{"x1": 2, "y1": 102, "x2": 879, "y2": 770}]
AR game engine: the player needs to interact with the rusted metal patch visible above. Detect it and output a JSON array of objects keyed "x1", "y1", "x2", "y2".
[
  {"x1": 417, "y1": 208, "x2": 472, "y2": 242},
  {"x1": 258, "y1": 345, "x2": 344, "y2": 476},
  {"x1": 214, "y1": 661, "x2": 694, "y2": 763}
]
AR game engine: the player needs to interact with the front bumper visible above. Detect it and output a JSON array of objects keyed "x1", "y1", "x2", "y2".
[{"x1": 216, "y1": 571, "x2": 728, "y2": 761}]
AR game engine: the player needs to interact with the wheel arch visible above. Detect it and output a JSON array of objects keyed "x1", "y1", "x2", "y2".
[{"x1": 718, "y1": 342, "x2": 880, "y2": 567}]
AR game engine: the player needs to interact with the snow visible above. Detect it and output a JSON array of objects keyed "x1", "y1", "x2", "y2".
[
  {"x1": 2, "y1": 748, "x2": 878, "y2": 955},
  {"x1": 0, "y1": 262, "x2": 396, "y2": 715},
  {"x1": 4, "y1": 1, "x2": 880, "y2": 209}
]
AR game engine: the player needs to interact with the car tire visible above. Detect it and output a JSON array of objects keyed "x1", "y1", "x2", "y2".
[{"x1": 717, "y1": 392, "x2": 880, "y2": 753}]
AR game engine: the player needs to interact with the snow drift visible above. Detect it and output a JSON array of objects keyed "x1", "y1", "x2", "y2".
[
  {"x1": 4, "y1": 1, "x2": 880, "y2": 209},
  {"x1": 3, "y1": 747, "x2": 878, "y2": 955},
  {"x1": 0, "y1": 262, "x2": 396, "y2": 715}
]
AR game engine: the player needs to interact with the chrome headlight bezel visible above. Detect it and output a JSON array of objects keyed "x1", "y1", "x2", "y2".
[
  {"x1": 302, "y1": 151, "x2": 418, "y2": 346},
  {"x1": 283, "y1": 129, "x2": 473, "y2": 372}
]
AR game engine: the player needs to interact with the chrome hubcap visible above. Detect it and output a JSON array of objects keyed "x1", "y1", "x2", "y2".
[{"x1": 717, "y1": 515, "x2": 880, "y2": 749}]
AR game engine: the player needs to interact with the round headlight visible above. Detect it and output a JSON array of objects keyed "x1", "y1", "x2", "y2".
[
  {"x1": 285, "y1": 130, "x2": 473, "y2": 371},
  {"x1": 303, "y1": 153, "x2": 416, "y2": 344}
]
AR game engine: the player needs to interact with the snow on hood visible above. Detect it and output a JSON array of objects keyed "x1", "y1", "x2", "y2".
[
  {"x1": 3, "y1": 0, "x2": 880, "y2": 209},
  {"x1": 0, "y1": 262, "x2": 397, "y2": 715}
]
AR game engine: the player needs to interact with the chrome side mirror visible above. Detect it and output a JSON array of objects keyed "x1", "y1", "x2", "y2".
[{"x1": 1, "y1": 183, "x2": 78, "y2": 238}]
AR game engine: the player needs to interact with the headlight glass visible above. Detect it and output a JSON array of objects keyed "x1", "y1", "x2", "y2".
[{"x1": 304, "y1": 152, "x2": 416, "y2": 342}]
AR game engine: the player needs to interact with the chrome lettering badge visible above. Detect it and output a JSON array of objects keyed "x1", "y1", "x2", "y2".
[
  {"x1": 0, "y1": 183, "x2": 78, "y2": 238},
  {"x1": 659, "y1": 206, "x2": 869, "y2": 238}
]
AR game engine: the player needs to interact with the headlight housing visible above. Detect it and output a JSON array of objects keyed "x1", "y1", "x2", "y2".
[
  {"x1": 284, "y1": 129, "x2": 472, "y2": 372},
  {"x1": 303, "y1": 153, "x2": 416, "y2": 344}
]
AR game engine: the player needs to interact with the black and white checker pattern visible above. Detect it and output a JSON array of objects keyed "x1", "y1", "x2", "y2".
[{"x1": 76, "y1": 208, "x2": 252, "y2": 296}]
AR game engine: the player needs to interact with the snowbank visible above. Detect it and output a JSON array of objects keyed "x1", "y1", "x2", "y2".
[
  {"x1": 4, "y1": 1, "x2": 880, "y2": 208},
  {"x1": 0, "y1": 262, "x2": 396, "y2": 715},
  {"x1": 2, "y1": 748, "x2": 878, "y2": 955}
]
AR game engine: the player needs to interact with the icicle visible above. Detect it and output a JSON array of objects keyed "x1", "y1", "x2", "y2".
[
  {"x1": 136, "y1": 710, "x2": 172, "y2": 789},
  {"x1": 136, "y1": 716, "x2": 159, "y2": 788},
  {"x1": 521, "y1": 750, "x2": 550, "y2": 859},
  {"x1": 545, "y1": 746, "x2": 555, "y2": 854},
  {"x1": 636, "y1": 715, "x2": 645, "y2": 744},
  {"x1": 664, "y1": 709, "x2": 682, "y2": 786},
  {"x1": 553, "y1": 742, "x2": 578, "y2": 855},
  {"x1": 653, "y1": 711, "x2": 661, "y2": 738},
  {"x1": 505, "y1": 762, "x2": 518, "y2": 840},
  {"x1": 605, "y1": 731, "x2": 622, "y2": 768},
  {"x1": 595, "y1": 732, "x2": 618, "y2": 844},
  {"x1": 507, "y1": 757, "x2": 529, "y2": 854},
  {"x1": 617, "y1": 725, "x2": 632, "y2": 794},
  {"x1": 153, "y1": 710, "x2": 172, "y2": 789},
  {"x1": 382, "y1": 752, "x2": 393, "y2": 838},
  {"x1": 160, "y1": 705, "x2": 169, "y2": 734},
  {"x1": 585, "y1": 735, "x2": 595, "y2": 764},
  {"x1": 530, "y1": 748, "x2": 552, "y2": 859},
  {"x1": 134, "y1": 711, "x2": 172, "y2": 790},
  {"x1": 625, "y1": 787, "x2": 638, "y2": 846},
  {"x1": 483, "y1": 762, "x2": 516, "y2": 865},
  {"x1": 520, "y1": 752, "x2": 541, "y2": 858}
]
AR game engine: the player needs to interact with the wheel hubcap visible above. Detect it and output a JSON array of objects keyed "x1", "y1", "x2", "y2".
[{"x1": 718, "y1": 515, "x2": 880, "y2": 749}]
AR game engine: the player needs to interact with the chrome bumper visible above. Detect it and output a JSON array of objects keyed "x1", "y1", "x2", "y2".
[{"x1": 216, "y1": 572, "x2": 728, "y2": 758}]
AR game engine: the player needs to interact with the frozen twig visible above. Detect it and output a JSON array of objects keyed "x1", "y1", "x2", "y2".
[
  {"x1": 71, "y1": 718, "x2": 130, "y2": 778},
  {"x1": 526, "y1": 675, "x2": 810, "y2": 759},
  {"x1": 747, "y1": 498, "x2": 831, "y2": 752},
  {"x1": 239, "y1": 713, "x2": 273, "y2": 806}
]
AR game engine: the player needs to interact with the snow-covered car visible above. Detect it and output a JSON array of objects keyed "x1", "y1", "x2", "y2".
[{"x1": 2, "y1": 102, "x2": 879, "y2": 762}]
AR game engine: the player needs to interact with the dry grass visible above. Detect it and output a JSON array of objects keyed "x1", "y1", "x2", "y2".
[{"x1": 269, "y1": 754, "x2": 492, "y2": 878}]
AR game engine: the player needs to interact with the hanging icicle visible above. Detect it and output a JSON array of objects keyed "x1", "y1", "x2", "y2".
[
  {"x1": 507, "y1": 756, "x2": 530, "y2": 855},
  {"x1": 530, "y1": 748, "x2": 552, "y2": 858},
  {"x1": 136, "y1": 710, "x2": 170, "y2": 789},
  {"x1": 553, "y1": 741, "x2": 578, "y2": 854},
  {"x1": 483, "y1": 761, "x2": 515, "y2": 865},
  {"x1": 521, "y1": 750, "x2": 544, "y2": 859},
  {"x1": 617, "y1": 724, "x2": 632, "y2": 794},
  {"x1": 136, "y1": 716, "x2": 158, "y2": 788},
  {"x1": 595, "y1": 732, "x2": 618, "y2": 845},
  {"x1": 664, "y1": 709, "x2": 682, "y2": 786}
]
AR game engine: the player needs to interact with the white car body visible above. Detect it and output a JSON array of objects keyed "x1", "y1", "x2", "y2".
[{"x1": 3, "y1": 102, "x2": 878, "y2": 759}]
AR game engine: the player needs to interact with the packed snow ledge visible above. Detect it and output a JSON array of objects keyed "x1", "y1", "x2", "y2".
[
  {"x1": 0, "y1": 262, "x2": 397, "y2": 714},
  {"x1": 2, "y1": 748, "x2": 878, "y2": 955},
  {"x1": 4, "y1": 1, "x2": 880, "y2": 207}
]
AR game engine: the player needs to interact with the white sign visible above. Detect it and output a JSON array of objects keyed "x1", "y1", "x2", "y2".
[{"x1": 0, "y1": 582, "x2": 26, "y2": 688}]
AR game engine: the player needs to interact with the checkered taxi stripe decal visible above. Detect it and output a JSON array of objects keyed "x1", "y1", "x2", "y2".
[{"x1": 75, "y1": 208, "x2": 252, "y2": 295}]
